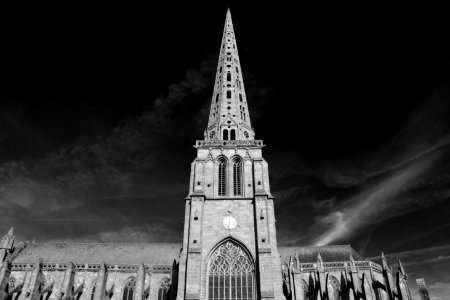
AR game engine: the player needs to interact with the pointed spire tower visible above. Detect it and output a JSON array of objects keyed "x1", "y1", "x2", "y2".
[{"x1": 205, "y1": 9, "x2": 254, "y2": 141}]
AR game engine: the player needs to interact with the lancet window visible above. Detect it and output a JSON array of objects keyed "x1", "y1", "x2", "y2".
[
  {"x1": 233, "y1": 157, "x2": 242, "y2": 196},
  {"x1": 207, "y1": 241, "x2": 255, "y2": 300},
  {"x1": 230, "y1": 129, "x2": 236, "y2": 140},
  {"x1": 218, "y1": 157, "x2": 227, "y2": 196},
  {"x1": 327, "y1": 276, "x2": 340, "y2": 300},
  {"x1": 123, "y1": 277, "x2": 136, "y2": 300},
  {"x1": 158, "y1": 278, "x2": 170, "y2": 300}
]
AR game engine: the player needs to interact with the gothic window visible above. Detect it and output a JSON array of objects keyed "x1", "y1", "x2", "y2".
[
  {"x1": 230, "y1": 129, "x2": 236, "y2": 141},
  {"x1": 216, "y1": 94, "x2": 219, "y2": 103},
  {"x1": 233, "y1": 157, "x2": 242, "y2": 196},
  {"x1": 157, "y1": 278, "x2": 170, "y2": 300},
  {"x1": 302, "y1": 280, "x2": 308, "y2": 300},
  {"x1": 123, "y1": 277, "x2": 136, "y2": 300},
  {"x1": 327, "y1": 276, "x2": 340, "y2": 300},
  {"x1": 220, "y1": 67, "x2": 222, "y2": 73},
  {"x1": 236, "y1": 66, "x2": 239, "y2": 73},
  {"x1": 40, "y1": 276, "x2": 52, "y2": 300},
  {"x1": 88, "y1": 282, "x2": 96, "y2": 300},
  {"x1": 6, "y1": 277, "x2": 16, "y2": 300},
  {"x1": 223, "y1": 129, "x2": 229, "y2": 141},
  {"x1": 227, "y1": 73, "x2": 231, "y2": 81},
  {"x1": 239, "y1": 94, "x2": 243, "y2": 102},
  {"x1": 207, "y1": 241, "x2": 255, "y2": 300},
  {"x1": 363, "y1": 278, "x2": 374, "y2": 300},
  {"x1": 218, "y1": 157, "x2": 227, "y2": 196},
  {"x1": 227, "y1": 90, "x2": 231, "y2": 98}
]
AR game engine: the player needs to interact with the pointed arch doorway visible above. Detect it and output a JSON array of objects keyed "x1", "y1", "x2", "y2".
[{"x1": 207, "y1": 240, "x2": 256, "y2": 300}]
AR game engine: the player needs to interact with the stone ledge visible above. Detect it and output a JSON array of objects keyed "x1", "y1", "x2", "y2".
[
  {"x1": 258, "y1": 248, "x2": 272, "y2": 253},
  {"x1": 260, "y1": 291, "x2": 275, "y2": 298},
  {"x1": 195, "y1": 140, "x2": 264, "y2": 148},
  {"x1": 185, "y1": 293, "x2": 200, "y2": 300},
  {"x1": 188, "y1": 247, "x2": 202, "y2": 254}
]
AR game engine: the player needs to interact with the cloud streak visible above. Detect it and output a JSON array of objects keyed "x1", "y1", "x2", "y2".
[{"x1": 313, "y1": 149, "x2": 443, "y2": 246}]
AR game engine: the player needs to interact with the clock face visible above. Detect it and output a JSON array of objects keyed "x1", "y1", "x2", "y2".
[{"x1": 223, "y1": 216, "x2": 237, "y2": 230}]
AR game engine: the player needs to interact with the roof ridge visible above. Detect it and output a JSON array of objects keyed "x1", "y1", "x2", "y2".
[{"x1": 29, "y1": 242, "x2": 182, "y2": 246}]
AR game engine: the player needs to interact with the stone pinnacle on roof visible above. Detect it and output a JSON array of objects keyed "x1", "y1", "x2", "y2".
[{"x1": 204, "y1": 9, "x2": 255, "y2": 141}]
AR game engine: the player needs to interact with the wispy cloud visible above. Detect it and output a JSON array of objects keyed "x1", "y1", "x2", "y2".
[{"x1": 313, "y1": 149, "x2": 443, "y2": 246}]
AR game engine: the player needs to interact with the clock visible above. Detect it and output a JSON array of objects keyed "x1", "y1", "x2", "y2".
[{"x1": 223, "y1": 216, "x2": 237, "y2": 230}]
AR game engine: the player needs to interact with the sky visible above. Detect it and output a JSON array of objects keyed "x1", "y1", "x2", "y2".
[{"x1": 1, "y1": 2, "x2": 450, "y2": 298}]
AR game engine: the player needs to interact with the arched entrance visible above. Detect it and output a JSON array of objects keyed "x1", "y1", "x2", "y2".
[{"x1": 207, "y1": 240, "x2": 255, "y2": 300}]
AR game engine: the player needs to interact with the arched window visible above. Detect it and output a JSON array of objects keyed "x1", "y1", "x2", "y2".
[
  {"x1": 207, "y1": 241, "x2": 255, "y2": 300},
  {"x1": 230, "y1": 129, "x2": 236, "y2": 140},
  {"x1": 223, "y1": 129, "x2": 228, "y2": 141},
  {"x1": 218, "y1": 157, "x2": 227, "y2": 196},
  {"x1": 233, "y1": 157, "x2": 242, "y2": 196},
  {"x1": 227, "y1": 72, "x2": 231, "y2": 81},
  {"x1": 157, "y1": 278, "x2": 170, "y2": 300},
  {"x1": 363, "y1": 278, "x2": 374, "y2": 300},
  {"x1": 6, "y1": 277, "x2": 17, "y2": 300},
  {"x1": 227, "y1": 90, "x2": 231, "y2": 99},
  {"x1": 123, "y1": 277, "x2": 135, "y2": 300},
  {"x1": 327, "y1": 276, "x2": 340, "y2": 300},
  {"x1": 302, "y1": 280, "x2": 308, "y2": 300},
  {"x1": 216, "y1": 94, "x2": 219, "y2": 103},
  {"x1": 90, "y1": 282, "x2": 96, "y2": 300}
]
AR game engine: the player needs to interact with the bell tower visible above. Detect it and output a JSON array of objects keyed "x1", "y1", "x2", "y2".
[{"x1": 177, "y1": 9, "x2": 284, "y2": 300}]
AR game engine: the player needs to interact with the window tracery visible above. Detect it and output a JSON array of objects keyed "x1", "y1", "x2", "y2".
[
  {"x1": 218, "y1": 157, "x2": 227, "y2": 196},
  {"x1": 207, "y1": 241, "x2": 254, "y2": 300},
  {"x1": 123, "y1": 277, "x2": 135, "y2": 300},
  {"x1": 157, "y1": 278, "x2": 170, "y2": 300},
  {"x1": 232, "y1": 157, "x2": 242, "y2": 196},
  {"x1": 327, "y1": 276, "x2": 340, "y2": 300}
]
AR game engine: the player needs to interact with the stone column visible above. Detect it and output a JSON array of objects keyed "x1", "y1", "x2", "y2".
[
  {"x1": 0, "y1": 258, "x2": 12, "y2": 299},
  {"x1": 316, "y1": 254, "x2": 326, "y2": 299},
  {"x1": 18, "y1": 270, "x2": 33, "y2": 300},
  {"x1": 292, "y1": 270, "x2": 305, "y2": 300},
  {"x1": 134, "y1": 264, "x2": 145, "y2": 300},
  {"x1": 381, "y1": 253, "x2": 395, "y2": 300},
  {"x1": 26, "y1": 259, "x2": 43, "y2": 300},
  {"x1": 349, "y1": 255, "x2": 361, "y2": 299},
  {"x1": 61, "y1": 262, "x2": 75, "y2": 300},
  {"x1": 94, "y1": 264, "x2": 107, "y2": 300}
]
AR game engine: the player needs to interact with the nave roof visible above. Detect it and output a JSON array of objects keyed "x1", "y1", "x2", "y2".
[
  {"x1": 279, "y1": 245, "x2": 363, "y2": 264},
  {"x1": 13, "y1": 242, "x2": 182, "y2": 266}
]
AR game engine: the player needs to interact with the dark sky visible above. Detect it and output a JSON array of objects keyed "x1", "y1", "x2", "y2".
[{"x1": 1, "y1": 2, "x2": 450, "y2": 297}]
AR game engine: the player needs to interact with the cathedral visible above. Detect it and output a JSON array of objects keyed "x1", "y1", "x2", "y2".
[{"x1": 0, "y1": 9, "x2": 415, "y2": 300}]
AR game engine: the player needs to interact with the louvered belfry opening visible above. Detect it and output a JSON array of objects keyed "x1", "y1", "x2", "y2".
[{"x1": 207, "y1": 241, "x2": 255, "y2": 300}]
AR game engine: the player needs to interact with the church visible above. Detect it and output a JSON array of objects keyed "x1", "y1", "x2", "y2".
[{"x1": 0, "y1": 9, "x2": 414, "y2": 300}]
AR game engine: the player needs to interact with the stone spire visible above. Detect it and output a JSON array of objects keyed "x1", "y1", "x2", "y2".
[{"x1": 205, "y1": 9, "x2": 254, "y2": 141}]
